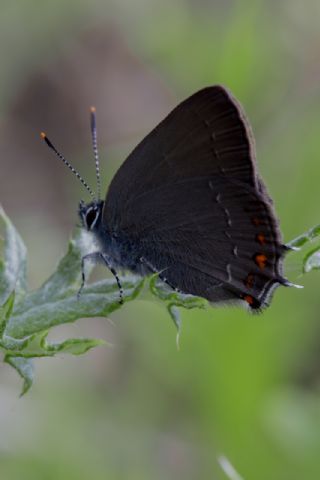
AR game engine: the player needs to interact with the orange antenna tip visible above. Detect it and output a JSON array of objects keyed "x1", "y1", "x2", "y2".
[
  {"x1": 90, "y1": 106, "x2": 96, "y2": 113},
  {"x1": 40, "y1": 132, "x2": 46, "y2": 139}
]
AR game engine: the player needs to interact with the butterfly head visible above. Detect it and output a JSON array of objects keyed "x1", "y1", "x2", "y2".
[{"x1": 79, "y1": 200, "x2": 104, "y2": 231}]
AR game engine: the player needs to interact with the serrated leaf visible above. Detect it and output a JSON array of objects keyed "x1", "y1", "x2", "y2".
[
  {"x1": 287, "y1": 224, "x2": 320, "y2": 249},
  {"x1": 2, "y1": 331, "x2": 54, "y2": 358},
  {"x1": 5, "y1": 276, "x2": 144, "y2": 340},
  {"x1": 16, "y1": 229, "x2": 94, "y2": 311},
  {"x1": 168, "y1": 304, "x2": 182, "y2": 349},
  {"x1": 149, "y1": 275, "x2": 208, "y2": 349},
  {"x1": 1, "y1": 334, "x2": 29, "y2": 352},
  {"x1": 0, "y1": 206, "x2": 27, "y2": 304},
  {"x1": 0, "y1": 291, "x2": 15, "y2": 338},
  {"x1": 303, "y1": 246, "x2": 320, "y2": 273},
  {"x1": 149, "y1": 274, "x2": 208, "y2": 310},
  {"x1": 5, "y1": 355, "x2": 34, "y2": 396},
  {"x1": 43, "y1": 337, "x2": 106, "y2": 355}
]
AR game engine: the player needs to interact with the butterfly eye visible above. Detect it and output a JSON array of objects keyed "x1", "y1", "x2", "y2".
[{"x1": 85, "y1": 207, "x2": 99, "y2": 230}]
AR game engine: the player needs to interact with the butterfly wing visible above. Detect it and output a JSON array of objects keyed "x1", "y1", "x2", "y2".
[
  {"x1": 103, "y1": 86, "x2": 286, "y2": 309},
  {"x1": 105, "y1": 86, "x2": 258, "y2": 217}
]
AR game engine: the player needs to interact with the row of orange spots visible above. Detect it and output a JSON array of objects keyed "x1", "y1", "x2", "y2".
[
  {"x1": 242, "y1": 218, "x2": 269, "y2": 306},
  {"x1": 243, "y1": 254, "x2": 267, "y2": 306}
]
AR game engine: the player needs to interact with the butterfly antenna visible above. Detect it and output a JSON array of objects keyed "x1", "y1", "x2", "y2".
[
  {"x1": 40, "y1": 132, "x2": 95, "y2": 199},
  {"x1": 90, "y1": 106, "x2": 101, "y2": 200}
]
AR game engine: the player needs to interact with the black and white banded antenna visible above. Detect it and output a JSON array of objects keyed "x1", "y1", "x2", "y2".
[
  {"x1": 90, "y1": 106, "x2": 101, "y2": 200},
  {"x1": 40, "y1": 132, "x2": 95, "y2": 200}
]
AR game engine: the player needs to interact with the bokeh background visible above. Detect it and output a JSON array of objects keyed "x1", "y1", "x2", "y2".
[{"x1": 1, "y1": 1, "x2": 320, "y2": 479}]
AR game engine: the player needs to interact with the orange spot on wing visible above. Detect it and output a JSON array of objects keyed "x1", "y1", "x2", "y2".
[
  {"x1": 244, "y1": 295, "x2": 254, "y2": 305},
  {"x1": 255, "y1": 253, "x2": 267, "y2": 269},
  {"x1": 256, "y1": 233, "x2": 266, "y2": 245}
]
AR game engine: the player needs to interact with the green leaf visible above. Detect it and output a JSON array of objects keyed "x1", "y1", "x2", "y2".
[
  {"x1": 15, "y1": 229, "x2": 94, "y2": 312},
  {"x1": 0, "y1": 291, "x2": 15, "y2": 338},
  {"x1": 3, "y1": 224, "x2": 144, "y2": 341},
  {"x1": 303, "y1": 246, "x2": 320, "y2": 273},
  {"x1": 287, "y1": 224, "x2": 320, "y2": 249},
  {"x1": 2, "y1": 330, "x2": 103, "y2": 394},
  {"x1": 1, "y1": 330, "x2": 105, "y2": 358},
  {"x1": 0, "y1": 206, "x2": 27, "y2": 304},
  {"x1": 42, "y1": 337, "x2": 106, "y2": 355},
  {"x1": 149, "y1": 274, "x2": 208, "y2": 310},
  {"x1": 287, "y1": 224, "x2": 320, "y2": 276},
  {"x1": 167, "y1": 304, "x2": 182, "y2": 349},
  {"x1": 0, "y1": 217, "x2": 145, "y2": 393},
  {"x1": 149, "y1": 274, "x2": 208, "y2": 349},
  {"x1": 5, "y1": 276, "x2": 144, "y2": 340},
  {"x1": 4, "y1": 355, "x2": 34, "y2": 396}
]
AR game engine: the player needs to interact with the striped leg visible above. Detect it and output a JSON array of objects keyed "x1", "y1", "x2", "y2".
[{"x1": 78, "y1": 252, "x2": 124, "y2": 304}]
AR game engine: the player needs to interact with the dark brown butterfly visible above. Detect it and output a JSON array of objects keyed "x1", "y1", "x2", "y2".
[{"x1": 42, "y1": 86, "x2": 298, "y2": 311}]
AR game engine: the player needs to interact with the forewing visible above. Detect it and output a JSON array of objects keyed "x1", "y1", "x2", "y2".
[{"x1": 104, "y1": 85, "x2": 259, "y2": 229}]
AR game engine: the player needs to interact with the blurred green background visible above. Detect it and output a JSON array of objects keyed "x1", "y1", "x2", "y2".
[{"x1": 1, "y1": 1, "x2": 320, "y2": 479}]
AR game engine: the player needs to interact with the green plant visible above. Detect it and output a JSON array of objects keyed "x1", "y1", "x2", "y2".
[{"x1": 0, "y1": 206, "x2": 207, "y2": 394}]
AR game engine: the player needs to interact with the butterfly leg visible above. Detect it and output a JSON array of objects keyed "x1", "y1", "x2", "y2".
[
  {"x1": 100, "y1": 253, "x2": 124, "y2": 304},
  {"x1": 78, "y1": 252, "x2": 101, "y2": 299},
  {"x1": 78, "y1": 252, "x2": 124, "y2": 304}
]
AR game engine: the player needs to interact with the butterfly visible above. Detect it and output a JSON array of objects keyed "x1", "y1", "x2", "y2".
[{"x1": 41, "y1": 85, "x2": 298, "y2": 311}]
